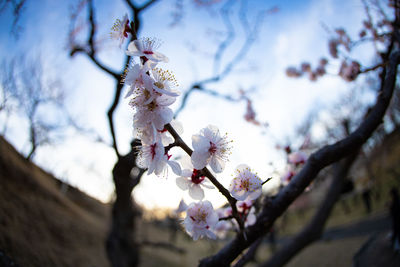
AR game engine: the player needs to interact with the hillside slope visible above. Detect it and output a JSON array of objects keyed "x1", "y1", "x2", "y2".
[{"x1": 0, "y1": 136, "x2": 111, "y2": 267}]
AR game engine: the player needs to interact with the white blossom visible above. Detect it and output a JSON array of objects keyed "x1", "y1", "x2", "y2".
[
  {"x1": 176, "y1": 168, "x2": 213, "y2": 200},
  {"x1": 236, "y1": 200, "x2": 256, "y2": 227},
  {"x1": 132, "y1": 94, "x2": 175, "y2": 131},
  {"x1": 110, "y1": 14, "x2": 130, "y2": 46},
  {"x1": 151, "y1": 68, "x2": 180, "y2": 97},
  {"x1": 229, "y1": 164, "x2": 262, "y2": 201},
  {"x1": 183, "y1": 201, "x2": 219, "y2": 241},
  {"x1": 191, "y1": 125, "x2": 232, "y2": 173},
  {"x1": 126, "y1": 37, "x2": 169, "y2": 65},
  {"x1": 288, "y1": 151, "x2": 308, "y2": 165},
  {"x1": 123, "y1": 63, "x2": 152, "y2": 99},
  {"x1": 137, "y1": 139, "x2": 181, "y2": 176}
]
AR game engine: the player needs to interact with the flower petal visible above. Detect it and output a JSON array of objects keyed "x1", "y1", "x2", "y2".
[
  {"x1": 167, "y1": 160, "x2": 182, "y2": 175},
  {"x1": 176, "y1": 177, "x2": 190, "y2": 190},
  {"x1": 189, "y1": 185, "x2": 204, "y2": 200},
  {"x1": 247, "y1": 188, "x2": 262, "y2": 201},
  {"x1": 192, "y1": 134, "x2": 210, "y2": 152},
  {"x1": 210, "y1": 156, "x2": 225, "y2": 173},
  {"x1": 191, "y1": 150, "x2": 209, "y2": 170}
]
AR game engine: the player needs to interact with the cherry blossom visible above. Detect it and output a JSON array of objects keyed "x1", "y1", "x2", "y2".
[
  {"x1": 151, "y1": 68, "x2": 180, "y2": 97},
  {"x1": 110, "y1": 14, "x2": 131, "y2": 46},
  {"x1": 123, "y1": 63, "x2": 152, "y2": 99},
  {"x1": 183, "y1": 201, "x2": 219, "y2": 241},
  {"x1": 191, "y1": 125, "x2": 232, "y2": 173},
  {"x1": 339, "y1": 60, "x2": 360, "y2": 82},
  {"x1": 236, "y1": 200, "x2": 256, "y2": 227},
  {"x1": 229, "y1": 164, "x2": 262, "y2": 201},
  {"x1": 281, "y1": 167, "x2": 295, "y2": 186},
  {"x1": 176, "y1": 168, "x2": 214, "y2": 200},
  {"x1": 288, "y1": 151, "x2": 308, "y2": 165},
  {"x1": 137, "y1": 139, "x2": 181, "y2": 176},
  {"x1": 126, "y1": 37, "x2": 169, "y2": 65},
  {"x1": 132, "y1": 94, "x2": 175, "y2": 131},
  {"x1": 214, "y1": 220, "x2": 231, "y2": 238}
]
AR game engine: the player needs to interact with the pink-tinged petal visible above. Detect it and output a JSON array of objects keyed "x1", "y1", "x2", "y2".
[
  {"x1": 247, "y1": 188, "x2": 262, "y2": 201},
  {"x1": 236, "y1": 164, "x2": 250, "y2": 173},
  {"x1": 153, "y1": 87, "x2": 179, "y2": 97},
  {"x1": 192, "y1": 135, "x2": 210, "y2": 151},
  {"x1": 126, "y1": 41, "x2": 142, "y2": 56},
  {"x1": 231, "y1": 189, "x2": 247, "y2": 201},
  {"x1": 181, "y1": 169, "x2": 193, "y2": 177},
  {"x1": 189, "y1": 184, "x2": 204, "y2": 200},
  {"x1": 167, "y1": 160, "x2": 182, "y2": 175},
  {"x1": 246, "y1": 213, "x2": 256, "y2": 226},
  {"x1": 210, "y1": 156, "x2": 225, "y2": 173},
  {"x1": 191, "y1": 230, "x2": 201, "y2": 241},
  {"x1": 176, "y1": 177, "x2": 190, "y2": 190},
  {"x1": 206, "y1": 210, "x2": 219, "y2": 228},
  {"x1": 201, "y1": 181, "x2": 214, "y2": 189},
  {"x1": 149, "y1": 52, "x2": 169, "y2": 63},
  {"x1": 153, "y1": 107, "x2": 173, "y2": 130},
  {"x1": 161, "y1": 134, "x2": 174, "y2": 146},
  {"x1": 157, "y1": 94, "x2": 176, "y2": 106},
  {"x1": 142, "y1": 72, "x2": 154, "y2": 89},
  {"x1": 205, "y1": 230, "x2": 217, "y2": 240},
  {"x1": 146, "y1": 160, "x2": 156, "y2": 175},
  {"x1": 154, "y1": 158, "x2": 167, "y2": 176},
  {"x1": 191, "y1": 150, "x2": 209, "y2": 170}
]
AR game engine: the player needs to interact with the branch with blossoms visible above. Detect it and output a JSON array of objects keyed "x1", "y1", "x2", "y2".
[
  {"x1": 110, "y1": 2, "x2": 400, "y2": 266},
  {"x1": 286, "y1": 1, "x2": 396, "y2": 83},
  {"x1": 110, "y1": 13, "x2": 271, "y2": 241}
]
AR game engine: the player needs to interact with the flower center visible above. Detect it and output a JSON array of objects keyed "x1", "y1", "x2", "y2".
[
  {"x1": 191, "y1": 169, "x2": 205, "y2": 184},
  {"x1": 240, "y1": 179, "x2": 250, "y2": 191},
  {"x1": 143, "y1": 50, "x2": 154, "y2": 55},
  {"x1": 209, "y1": 142, "x2": 217, "y2": 154},
  {"x1": 147, "y1": 101, "x2": 157, "y2": 111},
  {"x1": 123, "y1": 20, "x2": 131, "y2": 37},
  {"x1": 154, "y1": 81, "x2": 164, "y2": 89},
  {"x1": 150, "y1": 143, "x2": 157, "y2": 160}
]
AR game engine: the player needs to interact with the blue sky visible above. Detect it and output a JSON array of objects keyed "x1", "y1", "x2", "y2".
[{"x1": 0, "y1": 0, "x2": 378, "y2": 209}]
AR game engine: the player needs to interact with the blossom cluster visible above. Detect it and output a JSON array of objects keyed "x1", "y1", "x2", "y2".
[
  {"x1": 280, "y1": 144, "x2": 308, "y2": 186},
  {"x1": 112, "y1": 15, "x2": 268, "y2": 241}
]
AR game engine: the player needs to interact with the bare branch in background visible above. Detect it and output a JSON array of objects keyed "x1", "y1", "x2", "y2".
[
  {"x1": 174, "y1": 2, "x2": 277, "y2": 117},
  {"x1": 0, "y1": 55, "x2": 71, "y2": 160},
  {"x1": 0, "y1": 0, "x2": 26, "y2": 38}
]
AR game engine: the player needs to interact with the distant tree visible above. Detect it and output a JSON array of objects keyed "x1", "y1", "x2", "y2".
[{"x1": 0, "y1": 55, "x2": 71, "y2": 160}]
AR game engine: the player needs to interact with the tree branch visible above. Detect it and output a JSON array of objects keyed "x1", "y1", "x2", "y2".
[
  {"x1": 198, "y1": 46, "x2": 400, "y2": 267},
  {"x1": 259, "y1": 150, "x2": 359, "y2": 267}
]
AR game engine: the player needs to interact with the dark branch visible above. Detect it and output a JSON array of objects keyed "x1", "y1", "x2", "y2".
[
  {"x1": 260, "y1": 151, "x2": 359, "y2": 267},
  {"x1": 233, "y1": 237, "x2": 263, "y2": 267},
  {"x1": 198, "y1": 46, "x2": 400, "y2": 267}
]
